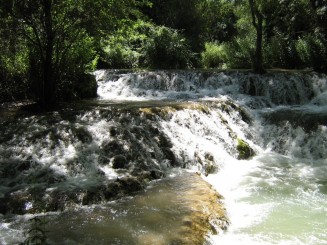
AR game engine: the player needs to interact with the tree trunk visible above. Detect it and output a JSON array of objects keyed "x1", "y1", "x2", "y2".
[
  {"x1": 249, "y1": 0, "x2": 265, "y2": 74},
  {"x1": 41, "y1": 0, "x2": 56, "y2": 109},
  {"x1": 254, "y1": 12, "x2": 265, "y2": 74}
]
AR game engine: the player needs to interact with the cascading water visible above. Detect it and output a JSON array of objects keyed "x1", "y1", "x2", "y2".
[{"x1": 0, "y1": 70, "x2": 326, "y2": 244}]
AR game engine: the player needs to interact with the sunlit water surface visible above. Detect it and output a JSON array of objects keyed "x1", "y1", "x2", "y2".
[{"x1": 207, "y1": 152, "x2": 327, "y2": 245}]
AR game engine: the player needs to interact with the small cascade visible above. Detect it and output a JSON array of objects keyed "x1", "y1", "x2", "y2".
[
  {"x1": 1, "y1": 69, "x2": 327, "y2": 244},
  {"x1": 96, "y1": 70, "x2": 327, "y2": 106}
]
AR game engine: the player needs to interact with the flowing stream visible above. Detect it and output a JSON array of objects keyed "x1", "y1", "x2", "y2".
[{"x1": 1, "y1": 70, "x2": 327, "y2": 244}]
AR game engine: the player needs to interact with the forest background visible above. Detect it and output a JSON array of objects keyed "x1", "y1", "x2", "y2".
[{"x1": 0, "y1": 0, "x2": 326, "y2": 108}]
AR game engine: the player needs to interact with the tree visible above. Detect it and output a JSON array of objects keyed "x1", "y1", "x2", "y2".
[
  {"x1": 6, "y1": 0, "x2": 93, "y2": 108},
  {"x1": 0, "y1": 2, "x2": 29, "y2": 102},
  {"x1": 197, "y1": 0, "x2": 237, "y2": 43},
  {"x1": 248, "y1": 0, "x2": 265, "y2": 73},
  {"x1": 144, "y1": 0, "x2": 203, "y2": 53},
  {"x1": 5, "y1": 0, "x2": 146, "y2": 109}
]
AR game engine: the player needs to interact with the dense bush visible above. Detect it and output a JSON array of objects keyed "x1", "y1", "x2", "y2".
[
  {"x1": 102, "y1": 21, "x2": 194, "y2": 69},
  {"x1": 0, "y1": 66, "x2": 29, "y2": 103},
  {"x1": 265, "y1": 34, "x2": 302, "y2": 69},
  {"x1": 103, "y1": 43, "x2": 140, "y2": 69},
  {"x1": 223, "y1": 35, "x2": 254, "y2": 69},
  {"x1": 201, "y1": 42, "x2": 225, "y2": 68},
  {"x1": 0, "y1": 40, "x2": 30, "y2": 103},
  {"x1": 143, "y1": 25, "x2": 194, "y2": 69},
  {"x1": 28, "y1": 32, "x2": 97, "y2": 102},
  {"x1": 296, "y1": 33, "x2": 327, "y2": 72}
]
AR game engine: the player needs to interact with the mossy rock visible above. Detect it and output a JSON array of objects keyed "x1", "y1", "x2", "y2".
[{"x1": 236, "y1": 138, "x2": 255, "y2": 160}]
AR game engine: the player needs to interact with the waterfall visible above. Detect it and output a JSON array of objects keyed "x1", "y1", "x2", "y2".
[{"x1": 1, "y1": 70, "x2": 326, "y2": 244}]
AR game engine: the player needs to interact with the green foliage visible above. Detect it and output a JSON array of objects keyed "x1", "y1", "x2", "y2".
[
  {"x1": 198, "y1": 0, "x2": 237, "y2": 43},
  {"x1": 2, "y1": 0, "x2": 327, "y2": 105},
  {"x1": 0, "y1": 9, "x2": 30, "y2": 102},
  {"x1": 0, "y1": 0, "x2": 147, "y2": 106},
  {"x1": 101, "y1": 20, "x2": 150, "y2": 68},
  {"x1": 143, "y1": 25, "x2": 194, "y2": 69},
  {"x1": 296, "y1": 33, "x2": 327, "y2": 72},
  {"x1": 20, "y1": 216, "x2": 49, "y2": 245},
  {"x1": 145, "y1": 0, "x2": 203, "y2": 52},
  {"x1": 201, "y1": 42, "x2": 226, "y2": 68},
  {"x1": 265, "y1": 34, "x2": 302, "y2": 69},
  {"x1": 103, "y1": 42, "x2": 140, "y2": 69},
  {"x1": 102, "y1": 21, "x2": 194, "y2": 69},
  {"x1": 223, "y1": 35, "x2": 255, "y2": 69}
]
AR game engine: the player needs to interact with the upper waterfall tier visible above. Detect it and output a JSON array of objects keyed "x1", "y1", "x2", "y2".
[{"x1": 95, "y1": 70, "x2": 327, "y2": 107}]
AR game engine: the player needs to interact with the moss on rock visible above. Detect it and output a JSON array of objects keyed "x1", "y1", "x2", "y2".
[{"x1": 236, "y1": 138, "x2": 255, "y2": 160}]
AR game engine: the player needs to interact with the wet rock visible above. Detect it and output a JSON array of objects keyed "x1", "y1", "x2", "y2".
[
  {"x1": 82, "y1": 189, "x2": 103, "y2": 205},
  {"x1": 109, "y1": 127, "x2": 117, "y2": 137},
  {"x1": 158, "y1": 134, "x2": 173, "y2": 148},
  {"x1": 100, "y1": 141, "x2": 126, "y2": 165},
  {"x1": 103, "y1": 181, "x2": 121, "y2": 199},
  {"x1": 6, "y1": 190, "x2": 32, "y2": 214},
  {"x1": 112, "y1": 155, "x2": 128, "y2": 169},
  {"x1": 16, "y1": 160, "x2": 32, "y2": 172},
  {"x1": 74, "y1": 127, "x2": 92, "y2": 143},
  {"x1": 150, "y1": 170, "x2": 165, "y2": 179},
  {"x1": 149, "y1": 126, "x2": 160, "y2": 135},
  {"x1": 162, "y1": 147, "x2": 177, "y2": 166},
  {"x1": 204, "y1": 152, "x2": 214, "y2": 161},
  {"x1": 102, "y1": 141, "x2": 125, "y2": 155},
  {"x1": 236, "y1": 138, "x2": 255, "y2": 160},
  {"x1": 0, "y1": 198, "x2": 8, "y2": 214},
  {"x1": 117, "y1": 177, "x2": 143, "y2": 193},
  {"x1": 204, "y1": 163, "x2": 218, "y2": 176}
]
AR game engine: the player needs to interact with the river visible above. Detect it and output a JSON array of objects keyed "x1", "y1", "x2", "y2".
[{"x1": 0, "y1": 70, "x2": 326, "y2": 244}]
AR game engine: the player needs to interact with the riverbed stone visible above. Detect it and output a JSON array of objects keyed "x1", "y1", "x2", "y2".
[{"x1": 112, "y1": 155, "x2": 128, "y2": 169}]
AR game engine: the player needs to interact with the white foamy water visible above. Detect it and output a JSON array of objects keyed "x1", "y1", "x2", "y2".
[
  {"x1": 206, "y1": 152, "x2": 327, "y2": 245},
  {"x1": 1, "y1": 70, "x2": 327, "y2": 244}
]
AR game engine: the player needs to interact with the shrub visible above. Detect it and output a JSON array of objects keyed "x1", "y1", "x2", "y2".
[
  {"x1": 103, "y1": 43, "x2": 140, "y2": 69},
  {"x1": 0, "y1": 40, "x2": 30, "y2": 102},
  {"x1": 55, "y1": 33, "x2": 98, "y2": 101},
  {"x1": 296, "y1": 33, "x2": 327, "y2": 72},
  {"x1": 101, "y1": 21, "x2": 194, "y2": 69},
  {"x1": 143, "y1": 26, "x2": 194, "y2": 69},
  {"x1": 223, "y1": 35, "x2": 254, "y2": 69},
  {"x1": 201, "y1": 42, "x2": 226, "y2": 68},
  {"x1": 265, "y1": 34, "x2": 302, "y2": 69}
]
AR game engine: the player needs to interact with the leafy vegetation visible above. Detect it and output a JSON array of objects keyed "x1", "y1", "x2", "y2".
[
  {"x1": 102, "y1": 20, "x2": 194, "y2": 69},
  {"x1": 1, "y1": 0, "x2": 327, "y2": 106}
]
